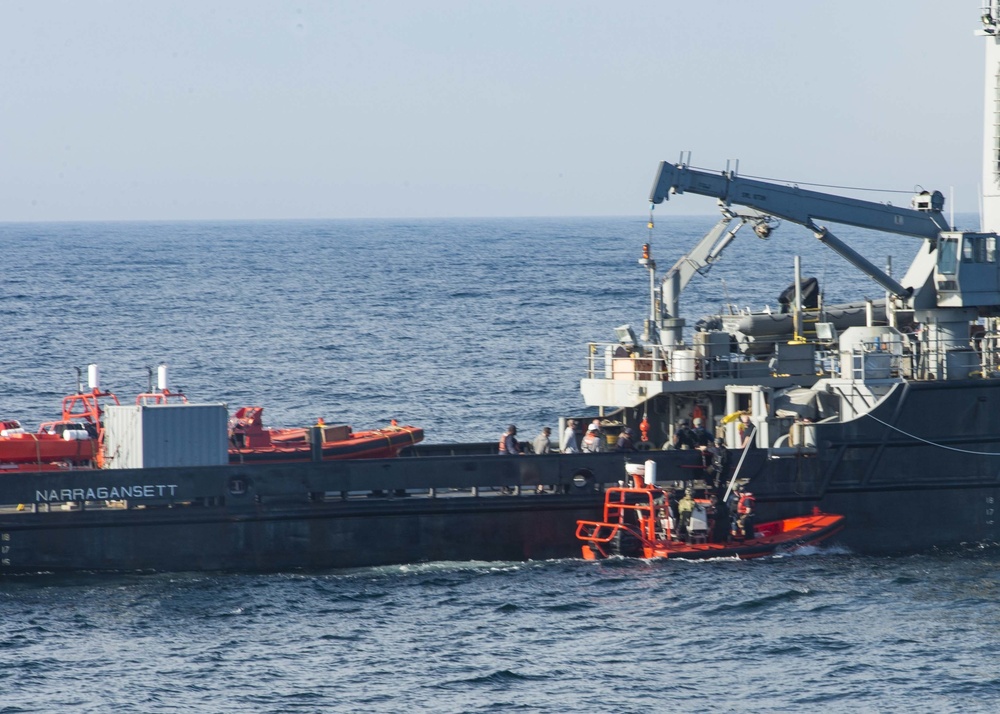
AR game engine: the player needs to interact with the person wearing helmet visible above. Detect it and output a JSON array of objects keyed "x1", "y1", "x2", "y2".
[
  {"x1": 676, "y1": 487, "x2": 695, "y2": 541},
  {"x1": 710, "y1": 436, "x2": 730, "y2": 489},
  {"x1": 581, "y1": 422, "x2": 605, "y2": 453},
  {"x1": 615, "y1": 426, "x2": 636, "y2": 452}
]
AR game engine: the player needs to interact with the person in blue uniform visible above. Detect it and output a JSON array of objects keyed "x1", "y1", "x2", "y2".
[
  {"x1": 691, "y1": 417, "x2": 711, "y2": 447},
  {"x1": 710, "y1": 493, "x2": 730, "y2": 543},
  {"x1": 710, "y1": 437, "x2": 730, "y2": 489},
  {"x1": 616, "y1": 427, "x2": 636, "y2": 452},
  {"x1": 499, "y1": 424, "x2": 523, "y2": 455},
  {"x1": 665, "y1": 420, "x2": 695, "y2": 450}
]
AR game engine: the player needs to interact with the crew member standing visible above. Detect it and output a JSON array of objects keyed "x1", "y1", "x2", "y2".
[
  {"x1": 710, "y1": 494, "x2": 730, "y2": 543},
  {"x1": 737, "y1": 413, "x2": 754, "y2": 448},
  {"x1": 616, "y1": 427, "x2": 636, "y2": 452},
  {"x1": 710, "y1": 437, "x2": 730, "y2": 489},
  {"x1": 581, "y1": 423, "x2": 605, "y2": 453},
  {"x1": 665, "y1": 420, "x2": 695, "y2": 450},
  {"x1": 735, "y1": 485, "x2": 755, "y2": 539},
  {"x1": 533, "y1": 426, "x2": 552, "y2": 493},
  {"x1": 677, "y1": 488, "x2": 695, "y2": 541},
  {"x1": 533, "y1": 427, "x2": 552, "y2": 455},
  {"x1": 561, "y1": 419, "x2": 579, "y2": 453},
  {"x1": 691, "y1": 417, "x2": 711, "y2": 448},
  {"x1": 499, "y1": 424, "x2": 523, "y2": 455}
]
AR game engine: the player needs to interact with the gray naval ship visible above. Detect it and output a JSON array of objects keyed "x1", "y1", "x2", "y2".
[{"x1": 2, "y1": 6, "x2": 1000, "y2": 572}]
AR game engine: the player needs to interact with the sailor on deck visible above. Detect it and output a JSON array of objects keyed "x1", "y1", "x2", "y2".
[
  {"x1": 691, "y1": 417, "x2": 711, "y2": 447},
  {"x1": 735, "y1": 485, "x2": 755, "y2": 539},
  {"x1": 581, "y1": 423, "x2": 605, "y2": 453},
  {"x1": 710, "y1": 437, "x2": 730, "y2": 488},
  {"x1": 499, "y1": 425, "x2": 523, "y2": 455},
  {"x1": 677, "y1": 488, "x2": 695, "y2": 540},
  {"x1": 532, "y1": 427, "x2": 552, "y2": 455},
  {"x1": 561, "y1": 419, "x2": 579, "y2": 453},
  {"x1": 737, "y1": 413, "x2": 754, "y2": 448}
]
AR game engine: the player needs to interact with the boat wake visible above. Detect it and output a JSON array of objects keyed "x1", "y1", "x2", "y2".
[{"x1": 773, "y1": 543, "x2": 853, "y2": 558}]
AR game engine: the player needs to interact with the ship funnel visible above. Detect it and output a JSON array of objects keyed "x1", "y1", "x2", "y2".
[
  {"x1": 87, "y1": 363, "x2": 101, "y2": 391},
  {"x1": 157, "y1": 364, "x2": 169, "y2": 392}
]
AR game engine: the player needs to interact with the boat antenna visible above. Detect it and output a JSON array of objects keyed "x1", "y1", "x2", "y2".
[
  {"x1": 75, "y1": 366, "x2": 83, "y2": 394},
  {"x1": 146, "y1": 366, "x2": 154, "y2": 394}
]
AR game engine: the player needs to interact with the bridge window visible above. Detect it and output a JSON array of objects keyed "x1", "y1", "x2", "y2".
[{"x1": 938, "y1": 237, "x2": 958, "y2": 275}]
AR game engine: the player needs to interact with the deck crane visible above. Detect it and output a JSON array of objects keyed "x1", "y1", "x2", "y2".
[{"x1": 647, "y1": 161, "x2": 1000, "y2": 374}]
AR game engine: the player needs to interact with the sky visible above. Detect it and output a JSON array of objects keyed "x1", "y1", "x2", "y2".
[{"x1": 0, "y1": 1, "x2": 987, "y2": 221}]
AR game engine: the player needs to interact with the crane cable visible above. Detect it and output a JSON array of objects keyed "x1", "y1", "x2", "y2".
[{"x1": 863, "y1": 412, "x2": 1000, "y2": 456}]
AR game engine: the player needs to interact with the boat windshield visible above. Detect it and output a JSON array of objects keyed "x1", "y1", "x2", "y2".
[{"x1": 938, "y1": 237, "x2": 959, "y2": 275}]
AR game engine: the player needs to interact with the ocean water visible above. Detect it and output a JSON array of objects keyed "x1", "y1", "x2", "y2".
[{"x1": 0, "y1": 215, "x2": 994, "y2": 712}]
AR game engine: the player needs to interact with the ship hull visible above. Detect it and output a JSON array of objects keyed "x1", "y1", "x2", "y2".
[{"x1": 2, "y1": 378, "x2": 999, "y2": 572}]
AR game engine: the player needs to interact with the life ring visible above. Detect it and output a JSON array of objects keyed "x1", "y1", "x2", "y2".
[{"x1": 571, "y1": 469, "x2": 595, "y2": 491}]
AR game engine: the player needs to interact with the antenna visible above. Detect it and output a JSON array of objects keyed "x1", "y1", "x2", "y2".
[{"x1": 979, "y1": 182, "x2": 984, "y2": 232}]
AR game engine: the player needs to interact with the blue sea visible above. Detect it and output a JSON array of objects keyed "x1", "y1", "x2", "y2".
[{"x1": 1, "y1": 216, "x2": 997, "y2": 712}]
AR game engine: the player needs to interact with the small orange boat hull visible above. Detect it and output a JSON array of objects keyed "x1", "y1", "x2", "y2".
[
  {"x1": 228, "y1": 426, "x2": 424, "y2": 463},
  {"x1": 578, "y1": 512, "x2": 845, "y2": 560},
  {"x1": 227, "y1": 406, "x2": 424, "y2": 463},
  {"x1": 576, "y1": 485, "x2": 844, "y2": 561}
]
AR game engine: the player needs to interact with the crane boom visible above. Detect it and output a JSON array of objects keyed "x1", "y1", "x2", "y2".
[{"x1": 649, "y1": 162, "x2": 950, "y2": 239}]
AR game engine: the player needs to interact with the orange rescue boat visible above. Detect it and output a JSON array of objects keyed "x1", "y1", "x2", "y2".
[
  {"x1": 228, "y1": 406, "x2": 423, "y2": 463},
  {"x1": 577, "y1": 482, "x2": 844, "y2": 561}
]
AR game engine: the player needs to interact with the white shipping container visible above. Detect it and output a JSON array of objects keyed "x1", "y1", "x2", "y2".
[{"x1": 103, "y1": 403, "x2": 229, "y2": 469}]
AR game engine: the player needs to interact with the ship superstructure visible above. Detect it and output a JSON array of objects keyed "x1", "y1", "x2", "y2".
[{"x1": 580, "y1": 9, "x2": 1000, "y2": 459}]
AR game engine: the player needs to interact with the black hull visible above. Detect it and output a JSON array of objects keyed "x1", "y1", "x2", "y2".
[{"x1": 2, "y1": 379, "x2": 999, "y2": 572}]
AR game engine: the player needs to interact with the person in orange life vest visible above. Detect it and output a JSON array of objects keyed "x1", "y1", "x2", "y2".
[
  {"x1": 581, "y1": 423, "x2": 605, "y2": 453},
  {"x1": 735, "y1": 485, "x2": 755, "y2": 539},
  {"x1": 499, "y1": 424, "x2": 523, "y2": 455}
]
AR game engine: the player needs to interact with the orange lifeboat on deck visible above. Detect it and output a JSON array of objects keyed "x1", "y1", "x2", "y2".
[
  {"x1": 0, "y1": 419, "x2": 98, "y2": 466},
  {"x1": 227, "y1": 406, "x2": 424, "y2": 463}
]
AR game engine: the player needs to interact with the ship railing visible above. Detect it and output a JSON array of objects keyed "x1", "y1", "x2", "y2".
[
  {"x1": 585, "y1": 341, "x2": 834, "y2": 383},
  {"x1": 841, "y1": 340, "x2": 905, "y2": 381},
  {"x1": 905, "y1": 332, "x2": 999, "y2": 381}
]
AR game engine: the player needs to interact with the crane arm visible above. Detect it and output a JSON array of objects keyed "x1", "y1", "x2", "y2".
[{"x1": 649, "y1": 162, "x2": 949, "y2": 239}]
